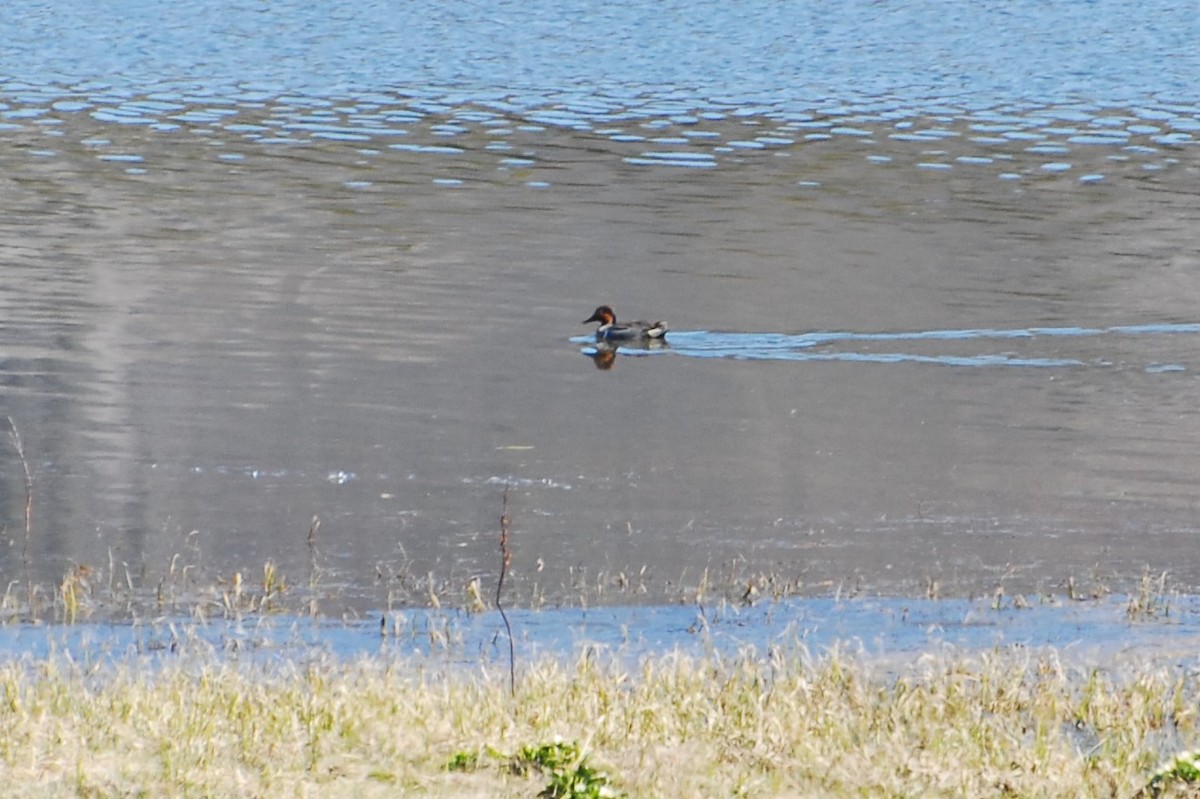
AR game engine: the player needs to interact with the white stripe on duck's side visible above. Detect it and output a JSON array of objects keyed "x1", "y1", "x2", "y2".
[{"x1": 583, "y1": 305, "x2": 668, "y2": 341}]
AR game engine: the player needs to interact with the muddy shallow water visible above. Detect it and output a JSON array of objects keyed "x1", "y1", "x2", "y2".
[{"x1": 1, "y1": 1, "x2": 1199, "y2": 617}]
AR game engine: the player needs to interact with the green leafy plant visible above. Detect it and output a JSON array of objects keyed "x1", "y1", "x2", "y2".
[
  {"x1": 1141, "y1": 749, "x2": 1200, "y2": 797},
  {"x1": 446, "y1": 741, "x2": 622, "y2": 798},
  {"x1": 514, "y1": 742, "x2": 623, "y2": 799},
  {"x1": 445, "y1": 750, "x2": 480, "y2": 772}
]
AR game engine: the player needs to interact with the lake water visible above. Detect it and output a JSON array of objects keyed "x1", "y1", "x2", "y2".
[{"x1": 1, "y1": 0, "x2": 1199, "y2": 616}]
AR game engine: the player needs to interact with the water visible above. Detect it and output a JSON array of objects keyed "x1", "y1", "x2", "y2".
[
  {"x1": 4, "y1": 595, "x2": 1200, "y2": 671},
  {"x1": 0, "y1": 1, "x2": 1199, "y2": 620}
]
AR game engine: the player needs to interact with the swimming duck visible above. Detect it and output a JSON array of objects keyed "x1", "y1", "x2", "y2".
[{"x1": 583, "y1": 305, "x2": 668, "y2": 342}]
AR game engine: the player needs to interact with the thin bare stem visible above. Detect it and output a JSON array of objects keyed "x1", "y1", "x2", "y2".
[
  {"x1": 7, "y1": 417, "x2": 33, "y2": 571},
  {"x1": 496, "y1": 486, "x2": 515, "y2": 696},
  {"x1": 307, "y1": 515, "x2": 321, "y2": 618}
]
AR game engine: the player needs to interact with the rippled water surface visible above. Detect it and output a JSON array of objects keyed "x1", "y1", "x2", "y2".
[{"x1": 1, "y1": 1, "x2": 1199, "y2": 613}]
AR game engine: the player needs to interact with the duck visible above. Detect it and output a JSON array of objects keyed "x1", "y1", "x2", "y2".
[{"x1": 583, "y1": 305, "x2": 668, "y2": 342}]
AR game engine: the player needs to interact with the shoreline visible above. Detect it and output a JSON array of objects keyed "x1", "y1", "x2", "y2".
[
  {"x1": 2, "y1": 582, "x2": 1197, "y2": 668},
  {"x1": 2, "y1": 617, "x2": 1198, "y2": 798}
]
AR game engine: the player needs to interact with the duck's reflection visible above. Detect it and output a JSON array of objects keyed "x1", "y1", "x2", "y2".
[{"x1": 585, "y1": 339, "x2": 669, "y2": 370}]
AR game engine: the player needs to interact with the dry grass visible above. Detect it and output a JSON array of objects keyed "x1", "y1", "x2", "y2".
[{"x1": 0, "y1": 642, "x2": 1197, "y2": 797}]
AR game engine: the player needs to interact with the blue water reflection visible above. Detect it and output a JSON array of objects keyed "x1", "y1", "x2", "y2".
[
  {"x1": 3, "y1": 1, "x2": 1198, "y2": 124},
  {"x1": 3, "y1": 0, "x2": 1196, "y2": 184},
  {"x1": 5, "y1": 594, "x2": 1200, "y2": 667}
]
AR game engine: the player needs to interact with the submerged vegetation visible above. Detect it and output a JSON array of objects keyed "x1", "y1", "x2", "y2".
[{"x1": 0, "y1": 642, "x2": 1198, "y2": 797}]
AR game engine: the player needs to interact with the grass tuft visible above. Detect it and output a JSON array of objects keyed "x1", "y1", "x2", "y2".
[{"x1": 0, "y1": 643, "x2": 1197, "y2": 797}]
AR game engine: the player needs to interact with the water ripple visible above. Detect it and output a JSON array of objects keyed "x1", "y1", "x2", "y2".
[
  {"x1": 1, "y1": 0, "x2": 1197, "y2": 179},
  {"x1": 579, "y1": 323, "x2": 1200, "y2": 368}
]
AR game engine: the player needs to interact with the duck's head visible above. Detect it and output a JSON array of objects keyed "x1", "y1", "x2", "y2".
[{"x1": 583, "y1": 305, "x2": 616, "y2": 325}]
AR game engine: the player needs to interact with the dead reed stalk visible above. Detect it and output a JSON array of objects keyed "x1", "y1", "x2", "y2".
[
  {"x1": 307, "y1": 515, "x2": 321, "y2": 618},
  {"x1": 497, "y1": 486, "x2": 515, "y2": 696},
  {"x1": 6, "y1": 417, "x2": 32, "y2": 563}
]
